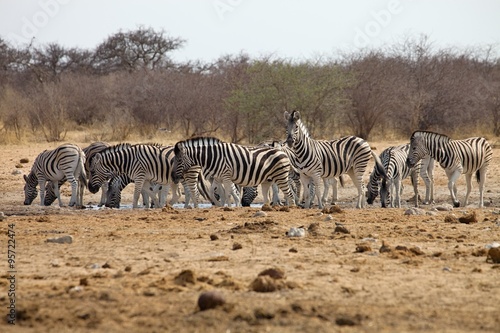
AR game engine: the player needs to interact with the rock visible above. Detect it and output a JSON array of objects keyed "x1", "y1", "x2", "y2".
[
  {"x1": 434, "y1": 204, "x2": 454, "y2": 211},
  {"x1": 0, "y1": 212, "x2": 5, "y2": 221},
  {"x1": 11, "y1": 170, "x2": 22, "y2": 175},
  {"x1": 379, "y1": 241, "x2": 392, "y2": 253},
  {"x1": 261, "y1": 204, "x2": 273, "y2": 212},
  {"x1": 355, "y1": 243, "x2": 372, "y2": 253},
  {"x1": 250, "y1": 275, "x2": 282, "y2": 292},
  {"x1": 258, "y1": 268, "x2": 285, "y2": 279},
  {"x1": 198, "y1": 291, "x2": 226, "y2": 311},
  {"x1": 253, "y1": 211, "x2": 267, "y2": 217},
  {"x1": 404, "y1": 208, "x2": 426, "y2": 215},
  {"x1": 46, "y1": 235, "x2": 73, "y2": 244},
  {"x1": 232, "y1": 242, "x2": 243, "y2": 250},
  {"x1": 20, "y1": 158, "x2": 29, "y2": 163},
  {"x1": 174, "y1": 269, "x2": 196, "y2": 286},
  {"x1": 324, "y1": 214, "x2": 333, "y2": 221},
  {"x1": 210, "y1": 234, "x2": 219, "y2": 241},
  {"x1": 334, "y1": 225, "x2": 350, "y2": 234},
  {"x1": 444, "y1": 215, "x2": 459, "y2": 223},
  {"x1": 286, "y1": 227, "x2": 305, "y2": 237},
  {"x1": 486, "y1": 247, "x2": 500, "y2": 263},
  {"x1": 458, "y1": 211, "x2": 478, "y2": 224}
]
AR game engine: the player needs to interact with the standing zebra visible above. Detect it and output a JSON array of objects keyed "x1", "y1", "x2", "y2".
[
  {"x1": 284, "y1": 110, "x2": 384, "y2": 209},
  {"x1": 366, "y1": 144, "x2": 434, "y2": 208},
  {"x1": 89, "y1": 144, "x2": 176, "y2": 208},
  {"x1": 171, "y1": 137, "x2": 296, "y2": 208},
  {"x1": 407, "y1": 131, "x2": 493, "y2": 208},
  {"x1": 24, "y1": 143, "x2": 86, "y2": 207}
]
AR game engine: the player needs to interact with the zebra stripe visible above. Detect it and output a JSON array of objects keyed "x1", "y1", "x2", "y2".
[
  {"x1": 105, "y1": 174, "x2": 171, "y2": 208},
  {"x1": 171, "y1": 136, "x2": 296, "y2": 207},
  {"x1": 377, "y1": 144, "x2": 420, "y2": 208},
  {"x1": 89, "y1": 143, "x2": 175, "y2": 208},
  {"x1": 24, "y1": 143, "x2": 86, "y2": 207},
  {"x1": 407, "y1": 130, "x2": 493, "y2": 207},
  {"x1": 284, "y1": 110, "x2": 384, "y2": 209}
]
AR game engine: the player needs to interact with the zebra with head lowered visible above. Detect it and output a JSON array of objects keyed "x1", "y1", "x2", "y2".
[
  {"x1": 367, "y1": 144, "x2": 432, "y2": 208},
  {"x1": 89, "y1": 143, "x2": 176, "y2": 208},
  {"x1": 171, "y1": 136, "x2": 296, "y2": 208},
  {"x1": 284, "y1": 110, "x2": 385, "y2": 209},
  {"x1": 24, "y1": 143, "x2": 86, "y2": 207},
  {"x1": 407, "y1": 130, "x2": 493, "y2": 208}
]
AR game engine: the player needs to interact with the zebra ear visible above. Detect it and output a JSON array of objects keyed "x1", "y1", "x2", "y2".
[
  {"x1": 284, "y1": 111, "x2": 290, "y2": 121},
  {"x1": 23, "y1": 174, "x2": 28, "y2": 182},
  {"x1": 292, "y1": 110, "x2": 301, "y2": 121}
]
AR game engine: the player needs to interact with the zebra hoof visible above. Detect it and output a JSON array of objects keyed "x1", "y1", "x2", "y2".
[{"x1": 453, "y1": 201, "x2": 460, "y2": 208}]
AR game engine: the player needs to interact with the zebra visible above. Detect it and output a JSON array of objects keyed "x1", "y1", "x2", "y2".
[
  {"x1": 83, "y1": 141, "x2": 112, "y2": 206},
  {"x1": 171, "y1": 136, "x2": 296, "y2": 208},
  {"x1": 407, "y1": 130, "x2": 493, "y2": 208},
  {"x1": 88, "y1": 143, "x2": 177, "y2": 208},
  {"x1": 24, "y1": 143, "x2": 86, "y2": 207},
  {"x1": 284, "y1": 110, "x2": 385, "y2": 209},
  {"x1": 366, "y1": 144, "x2": 435, "y2": 208}
]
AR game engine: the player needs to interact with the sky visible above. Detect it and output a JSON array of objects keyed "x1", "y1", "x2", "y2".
[{"x1": 0, "y1": 0, "x2": 499, "y2": 63}]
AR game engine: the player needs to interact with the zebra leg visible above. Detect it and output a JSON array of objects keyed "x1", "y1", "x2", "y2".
[
  {"x1": 99, "y1": 182, "x2": 109, "y2": 206},
  {"x1": 271, "y1": 183, "x2": 280, "y2": 205},
  {"x1": 330, "y1": 178, "x2": 339, "y2": 205},
  {"x1": 132, "y1": 178, "x2": 146, "y2": 208},
  {"x1": 261, "y1": 182, "x2": 272, "y2": 206},
  {"x1": 322, "y1": 178, "x2": 330, "y2": 206},
  {"x1": 478, "y1": 167, "x2": 487, "y2": 208},
  {"x1": 67, "y1": 176, "x2": 79, "y2": 207},
  {"x1": 464, "y1": 173, "x2": 473, "y2": 207},
  {"x1": 275, "y1": 178, "x2": 295, "y2": 207},
  {"x1": 311, "y1": 175, "x2": 324, "y2": 209},
  {"x1": 394, "y1": 177, "x2": 402, "y2": 208},
  {"x1": 420, "y1": 157, "x2": 435, "y2": 204},
  {"x1": 411, "y1": 169, "x2": 419, "y2": 207},
  {"x1": 38, "y1": 179, "x2": 47, "y2": 206},
  {"x1": 445, "y1": 169, "x2": 462, "y2": 207},
  {"x1": 348, "y1": 170, "x2": 365, "y2": 209}
]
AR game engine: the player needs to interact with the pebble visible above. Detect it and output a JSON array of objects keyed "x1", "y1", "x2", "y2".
[
  {"x1": 46, "y1": 235, "x2": 73, "y2": 244},
  {"x1": 253, "y1": 211, "x2": 267, "y2": 217},
  {"x1": 286, "y1": 227, "x2": 305, "y2": 237},
  {"x1": 0, "y1": 212, "x2": 5, "y2": 221},
  {"x1": 324, "y1": 214, "x2": 333, "y2": 221},
  {"x1": 404, "y1": 208, "x2": 426, "y2": 215},
  {"x1": 434, "y1": 204, "x2": 454, "y2": 211},
  {"x1": 198, "y1": 291, "x2": 225, "y2": 311}
]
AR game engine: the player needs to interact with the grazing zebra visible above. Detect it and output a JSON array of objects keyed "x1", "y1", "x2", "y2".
[
  {"x1": 407, "y1": 130, "x2": 493, "y2": 208},
  {"x1": 24, "y1": 143, "x2": 86, "y2": 207},
  {"x1": 171, "y1": 136, "x2": 296, "y2": 208},
  {"x1": 89, "y1": 143, "x2": 176, "y2": 208},
  {"x1": 83, "y1": 141, "x2": 111, "y2": 205},
  {"x1": 284, "y1": 110, "x2": 384, "y2": 209},
  {"x1": 366, "y1": 144, "x2": 434, "y2": 208}
]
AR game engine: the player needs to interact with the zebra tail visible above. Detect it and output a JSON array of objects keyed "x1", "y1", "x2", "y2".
[
  {"x1": 371, "y1": 151, "x2": 387, "y2": 180},
  {"x1": 476, "y1": 170, "x2": 481, "y2": 184},
  {"x1": 339, "y1": 175, "x2": 345, "y2": 188}
]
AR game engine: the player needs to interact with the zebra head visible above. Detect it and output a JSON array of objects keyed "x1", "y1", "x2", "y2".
[
  {"x1": 105, "y1": 176, "x2": 122, "y2": 208},
  {"x1": 379, "y1": 179, "x2": 390, "y2": 208},
  {"x1": 407, "y1": 132, "x2": 429, "y2": 168},
  {"x1": 366, "y1": 171, "x2": 380, "y2": 205},
  {"x1": 88, "y1": 153, "x2": 111, "y2": 194},
  {"x1": 171, "y1": 142, "x2": 192, "y2": 184},
  {"x1": 23, "y1": 173, "x2": 38, "y2": 205},
  {"x1": 284, "y1": 110, "x2": 301, "y2": 148}
]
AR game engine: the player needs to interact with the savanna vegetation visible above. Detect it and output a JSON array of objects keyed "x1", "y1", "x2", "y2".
[{"x1": 1, "y1": 27, "x2": 499, "y2": 144}]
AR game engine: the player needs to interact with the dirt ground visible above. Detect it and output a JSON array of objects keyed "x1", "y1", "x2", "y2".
[{"x1": 1, "y1": 139, "x2": 499, "y2": 333}]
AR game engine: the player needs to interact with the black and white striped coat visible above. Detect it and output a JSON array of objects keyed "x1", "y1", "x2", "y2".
[
  {"x1": 284, "y1": 110, "x2": 384, "y2": 209},
  {"x1": 171, "y1": 136, "x2": 296, "y2": 207},
  {"x1": 407, "y1": 130, "x2": 493, "y2": 207},
  {"x1": 24, "y1": 143, "x2": 86, "y2": 207},
  {"x1": 88, "y1": 143, "x2": 176, "y2": 208}
]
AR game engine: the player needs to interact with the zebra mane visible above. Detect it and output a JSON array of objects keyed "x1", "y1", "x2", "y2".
[
  {"x1": 180, "y1": 136, "x2": 223, "y2": 147},
  {"x1": 99, "y1": 143, "x2": 133, "y2": 155},
  {"x1": 412, "y1": 130, "x2": 451, "y2": 143}
]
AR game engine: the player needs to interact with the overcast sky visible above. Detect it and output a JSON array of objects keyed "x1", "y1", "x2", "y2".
[{"x1": 1, "y1": 0, "x2": 499, "y2": 62}]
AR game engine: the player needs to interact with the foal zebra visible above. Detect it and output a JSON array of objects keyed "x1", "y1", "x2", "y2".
[
  {"x1": 284, "y1": 110, "x2": 384, "y2": 209},
  {"x1": 407, "y1": 130, "x2": 493, "y2": 208},
  {"x1": 24, "y1": 143, "x2": 86, "y2": 207},
  {"x1": 171, "y1": 137, "x2": 296, "y2": 207}
]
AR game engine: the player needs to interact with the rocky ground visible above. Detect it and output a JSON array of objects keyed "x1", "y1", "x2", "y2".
[{"x1": 0, "y1": 140, "x2": 499, "y2": 333}]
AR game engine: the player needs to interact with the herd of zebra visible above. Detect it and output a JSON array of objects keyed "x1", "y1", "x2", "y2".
[{"x1": 23, "y1": 111, "x2": 494, "y2": 210}]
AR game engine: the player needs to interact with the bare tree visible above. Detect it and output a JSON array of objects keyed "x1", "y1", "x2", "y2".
[{"x1": 93, "y1": 26, "x2": 185, "y2": 73}]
